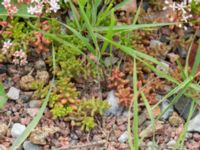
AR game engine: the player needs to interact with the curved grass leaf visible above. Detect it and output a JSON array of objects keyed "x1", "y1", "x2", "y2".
[{"x1": 94, "y1": 22, "x2": 177, "y2": 32}]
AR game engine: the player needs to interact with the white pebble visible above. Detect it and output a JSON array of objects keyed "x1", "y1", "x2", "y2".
[{"x1": 11, "y1": 123, "x2": 26, "y2": 138}]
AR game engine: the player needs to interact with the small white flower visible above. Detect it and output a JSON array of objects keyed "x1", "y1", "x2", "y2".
[
  {"x1": 13, "y1": 50, "x2": 28, "y2": 66},
  {"x1": 3, "y1": 40, "x2": 12, "y2": 49},
  {"x1": 49, "y1": 0, "x2": 60, "y2": 13},
  {"x1": 1, "y1": 0, "x2": 11, "y2": 8},
  {"x1": 27, "y1": 3, "x2": 43, "y2": 15},
  {"x1": 27, "y1": 6, "x2": 37, "y2": 14}
]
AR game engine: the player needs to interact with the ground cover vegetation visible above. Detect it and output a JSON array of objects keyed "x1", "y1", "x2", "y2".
[{"x1": 0, "y1": 0, "x2": 200, "y2": 149}]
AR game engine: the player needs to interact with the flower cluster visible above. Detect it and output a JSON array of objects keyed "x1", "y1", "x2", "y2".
[
  {"x1": 13, "y1": 50, "x2": 28, "y2": 66},
  {"x1": 1, "y1": 40, "x2": 12, "y2": 54},
  {"x1": 27, "y1": 0, "x2": 60, "y2": 15},
  {"x1": 163, "y1": 0, "x2": 193, "y2": 23},
  {"x1": 1, "y1": 0, "x2": 18, "y2": 18},
  {"x1": 163, "y1": 0, "x2": 192, "y2": 29}
]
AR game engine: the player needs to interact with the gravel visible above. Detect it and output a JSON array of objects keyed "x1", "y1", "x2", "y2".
[
  {"x1": 7, "y1": 87, "x2": 20, "y2": 100},
  {"x1": 118, "y1": 131, "x2": 128, "y2": 143},
  {"x1": 105, "y1": 90, "x2": 123, "y2": 116},
  {"x1": 23, "y1": 141, "x2": 41, "y2": 150},
  {"x1": 11, "y1": 123, "x2": 26, "y2": 138}
]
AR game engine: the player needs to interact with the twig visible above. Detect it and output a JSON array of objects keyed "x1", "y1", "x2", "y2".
[{"x1": 57, "y1": 140, "x2": 107, "y2": 150}]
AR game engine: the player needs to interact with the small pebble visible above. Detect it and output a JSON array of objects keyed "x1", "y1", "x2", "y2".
[
  {"x1": 7, "y1": 87, "x2": 20, "y2": 100},
  {"x1": 106, "y1": 90, "x2": 123, "y2": 116},
  {"x1": 23, "y1": 141, "x2": 40, "y2": 150},
  {"x1": 11, "y1": 123, "x2": 26, "y2": 138},
  {"x1": 0, "y1": 64, "x2": 7, "y2": 74},
  {"x1": 70, "y1": 133, "x2": 79, "y2": 140},
  {"x1": 167, "y1": 140, "x2": 176, "y2": 148},
  {"x1": 26, "y1": 108, "x2": 39, "y2": 117},
  {"x1": 118, "y1": 131, "x2": 128, "y2": 143}
]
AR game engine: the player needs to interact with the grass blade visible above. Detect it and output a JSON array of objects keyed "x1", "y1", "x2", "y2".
[
  {"x1": 190, "y1": 41, "x2": 200, "y2": 77},
  {"x1": 43, "y1": 32, "x2": 84, "y2": 55},
  {"x1": 94, "y1": 22, "x2": 177, "y2": 32},
  {"x1": 0, "y1": 82, "x2": 8, "y2": 109},
  {"x1": 78, "y1": 1, "x2": 99, "y2": 51},
  {"x1": 69, "y1": 1, "x2": 81, "y2": 31},
  {"x1": 58, "y1": 22, "x2": 96, "y2": 55},
  {"x1": 133, "y1": 58, "x2": 139, "y2": 150},
  {"x1": 173, "y1": 99, "x2": 196, "y2": 150}
]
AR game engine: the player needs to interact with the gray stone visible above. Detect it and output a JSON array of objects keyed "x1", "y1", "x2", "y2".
[
  {"x1": 167, "y1": 140, "x2": 176, "y2": 148},
  {"x1": 177, "y1": 46, "x2": 187, "y2": 58},
  {"x1": 21, "y1": 92, "x2": 33, "y2": 103},
  {"x1": 105, "y1": 90, "x2": 123, "y2": 116},
  {"x1": 23, "y1": 141, "x2": 40, "y2": 150},
  {"x1": 167, "y1": 53, "x2": 179, "y2": 63},
  {"x1": 147, "y1": 141, "x2": 158, "y2": 150},
  {"x1": 118, "y1": 131, "x2": 128, "y2": 143},
  {"x1": 104, "y1": 57, "x2": 119, "y2": 67},
  {"x1": 0, "y1": 64, "x2": 7, "y2": 74},
  {"x1": 7, "y1": 87, "x2": 20, "y2": 100},
  {"x1": 160, "y1": 99, "x2": 173, "y2": 120},
  {"x1": 150, "y1": 40, "x2": 162, "y2": 49},
  {"x1": 70, "y1": 132, "x2": 79, "y2": 140},
  {"x1": 156, "y1": 61, "x2": 169, "y2": 75},
  {"x1": 11, "y1": 123, "x2": 26, "y2": 138},
  {"x1": 26, "y1": 108, "x2": 39, "y2": 117},
  {"x1": 188, "y1": 112, "x2": 200, "y2": 132},
  {"x1": 173, "y1": 95, "x2": 198, "y2": 120}
]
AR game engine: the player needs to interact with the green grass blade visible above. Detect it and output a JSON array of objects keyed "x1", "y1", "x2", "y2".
[
  {"x1": 78, "y1": 1, "x2": 99, "y2": 51},
  {"x1": 157, "y1": 83, "x2": 191, "y2": 120},
  {"x1": 43, "y1": 32, "x2": 83, "y2": 54},
  {"x1": 101, "y1": 9, "x2": 115, "y2": 54},
  {"x1": 133, "y1": 0, "x2": 142, "y2": 24},
  {"x1": 91, "y1": 0, "x2": 101, "y2": 26},
  {"x1": 69, "y1": 1, "x2": 81, "y2": 31},
  {"x1": 153, "y1": 76, "x2": 193, "y2": 110},
  {"x1": 97, "y1": 34, "x2": 167, "y2": 68},
  {"x1": 190, "y1": 41, "x2": 200, "y2": 77},
  {"x1": 0, "y1": 82, "x2": 8, "y2": 109},
  {"x1": 94, "y1": 22, "x2": 177, "y2": 32},
  {"x1": 96, "y1": 1, "x2": 114, "y2": 26},
  {"x1": 133, "y1": 58, "x2": 139, "y2": 150},
  {"x1": 184, "y1": 34, "x2": 196, "y2": 77},
  {"x1": 58, "y1": 21, "x2": 96, "y2": 55},
  {"x1": 173, "y1": 99, "x2": 196, "y2": 150}
]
